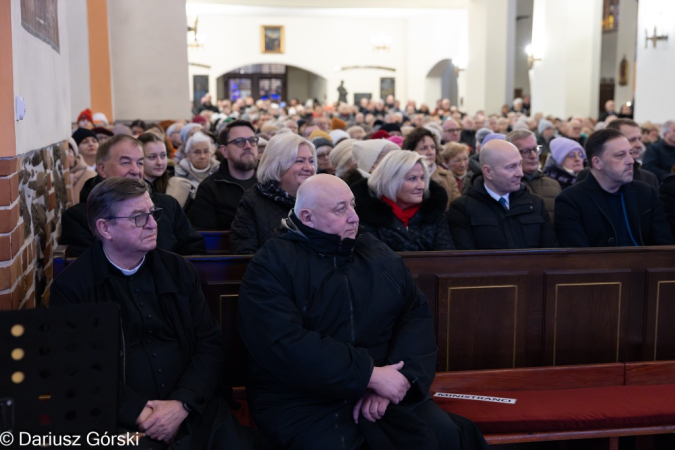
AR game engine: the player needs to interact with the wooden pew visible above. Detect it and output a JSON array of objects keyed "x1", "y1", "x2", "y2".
[
  {"x1": 431, "y1": 361, "x2": 675, "y2": 448},
  {"x1": 200, "y1": 230, "x2": 230, "y2": 254},
  {"x1": 54, "y1": 246, "x2": 675, "y2": 373}
]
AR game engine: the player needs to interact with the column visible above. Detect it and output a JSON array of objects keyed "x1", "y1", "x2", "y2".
[
  {"x1": 529, "y1": 0, "x2": 603, "y2": 118},
  {"x1": 465, "y1": 0, "x2": 516, "y2": 116},
  {"x1": 107, "y1": 0, "x2": 191, "y2": 121}
]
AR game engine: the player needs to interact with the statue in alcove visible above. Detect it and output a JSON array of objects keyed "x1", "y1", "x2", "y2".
[{"x1": 337, "y1": 81, "x2": 348, "y2": 104}]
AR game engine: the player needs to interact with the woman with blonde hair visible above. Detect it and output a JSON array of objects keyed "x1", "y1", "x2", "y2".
[
  {"x1": 230, "y1": 133, "x2": 317, "y2": 254},
  {"x1": 402, "y1": 127, "x2": 460, "y2": 208},
  {"x1": 351, "y1": 150, "x2": 454, "y2": 251}
]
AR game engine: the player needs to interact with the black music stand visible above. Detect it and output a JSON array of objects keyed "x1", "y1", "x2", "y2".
[{"x1": 0, "y1": 304, "x2": 119, "y2": 442}]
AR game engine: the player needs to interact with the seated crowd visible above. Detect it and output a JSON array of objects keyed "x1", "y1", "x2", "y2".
[
  {"x1": 62, "y1": 98, "x2": 675, "y2": 255},
  {"x1": 53, "y1": 98, "x2": 675, "y2": 449}
]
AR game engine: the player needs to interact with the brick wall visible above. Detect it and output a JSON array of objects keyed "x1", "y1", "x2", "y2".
[{"x1": 0, "y1": 141, "x2": 68, "y2": 310}]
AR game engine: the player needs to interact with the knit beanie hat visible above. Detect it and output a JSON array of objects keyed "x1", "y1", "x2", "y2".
[
  {"x1": 180, "y1": 123, "x2": 202, "y2": 144},
  {"x1": 113, "y1": 124, "x2": 133, "y2": 136},
  {"x1": 77, "y1": 108, "x2": 93, "y2": 124},
  {"x1": 331, "y1": 117, "x2": 347, "y2": 130},
  {"x1": 380, "y1": 123, "x2": 402, "y2": 134},
  {"x1": 475, "y1": 128, "x2": 492, "y2": 145},
  {"x1": 92, "y1": 127, "x2": 113, "y2": 137},
  {"x1": 312, "y1": 137, "x2": 334, "y2": 149},
  {"x1": 482, "y1": 133, "x2": 506, "y2": 145},
  {"x1": 308, "y1": 129, "x2": 332, "y2": 142},
  {"x1": 72, "y1": 128, "x2": 98, "y2": 146},
  {"x1": 387, "y1": 136, "x2": 404, "y2": 147},
  {"x1": 67, "y1": 137, "x2": 79, "y2": 156},
  {"x1": 550, "y1": 137, "x2": 585, "y2": 164},
  {"x1": 538, "y1": 119, "x2": 554, "y2": 135},
  {"x1": 329, "y1": 129, "x2": 350, "y2": 144},
  {"x1": 330, "y1": 139, "x2": 357, "y2": 176},
  {"x1": 353, "y1": 140, "x2": 389, "y2": 174},
  {"x1": 370, "y1": 130, "x2": 390, "y2": 140},
  {"x1": 93, "y1": 112, "x2": 109, "y2": 126}
]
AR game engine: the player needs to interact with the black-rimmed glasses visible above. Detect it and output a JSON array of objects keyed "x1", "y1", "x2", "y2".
[
  {"x1": 226, "y1": 137, "x2": 259, "y2": 148},
  {"x1": 105, "y1": 208, "x2": 162, "y2": 227},
  {"x1": 519, "y1": 145, "x2": 542, "y2": 156}
]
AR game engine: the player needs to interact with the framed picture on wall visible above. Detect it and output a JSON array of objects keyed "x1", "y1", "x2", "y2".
[
  {"x1": 354, "y1": 93, "x2": 372, "y2": 106},
  {"x1": 380, "y1": 78, "x2": 395, "y2": 100},
  {"x1": 261, "y1": 26, "x2": 284, "y2": 54}
]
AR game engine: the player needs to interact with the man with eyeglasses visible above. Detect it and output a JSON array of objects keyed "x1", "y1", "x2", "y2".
[
  {"x1": 506, "y1": 130, "x2": 561, "y2": 220},
  {"x1": 52, "y1": 178, "x2": 270, "y2": 449},
  {"x1": 188, "y1": 120, "x2": 260, "y2": 230},
  {"x1": 60, "y1": 134, "x2": 205, "y2": 257},
  {"x1": 441, "y1": 118, "x2": 462, "y2": 145},
  {"x1": 576, "y1": 119, "x2": 659, "y2": 191}
]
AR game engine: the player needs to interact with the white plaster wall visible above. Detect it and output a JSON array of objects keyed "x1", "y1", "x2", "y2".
[
  {"x1": 186, "y1": 7, "x2": 466, "y2": 106},
  {"x1": 11, "y1": 0, "x2": 72, "y2": 154},
  {"x1": 108, "y1": 0, "x2": 191, "y2": 121},
  {"x1": 614, "y1": 0, "x2": 638, "y2": 108},
  {"x1": 530, "y1": 0, "x2": 602, "y2": 118},
  {"x1": 65, "y1": 0, "x2": 91, "y2": 122},
  {"x1": 407, "y1": 11, "x2": 467, "y2": 107},
  {"x1": 465, "y1": 0, "x2": 516, "y2": 116},
  {"x1": 634, "y1": 0, "x2": 675, "y2": 123}
]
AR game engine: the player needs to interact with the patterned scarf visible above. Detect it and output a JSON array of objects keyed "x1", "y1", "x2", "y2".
[{"x1": 257, "y1": 181, "x2": 296, "y2": 208}]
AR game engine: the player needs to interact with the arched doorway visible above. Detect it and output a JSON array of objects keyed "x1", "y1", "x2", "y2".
[
  {"x1": 216, "y1": 64, "x2": 327, "y2": 103},
  {"x1": 425, "y1": 59, "x2": 459, "y2": 108}
]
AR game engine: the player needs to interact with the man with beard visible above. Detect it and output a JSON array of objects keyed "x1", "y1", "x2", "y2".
[
  {"x1": 555, "y1": 129, "x2": 673, "y2": 247},
  {"x1": 188, "y1": 120, "x2": 260, "y2": 230}
]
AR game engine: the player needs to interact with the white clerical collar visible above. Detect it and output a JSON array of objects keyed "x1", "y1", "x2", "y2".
[
  {"x1": 483, "y1": 183, "x2": 510, "y2": 209},
  {"x1": 103, "y1": 249, "x2": 145, "y2": 276}
]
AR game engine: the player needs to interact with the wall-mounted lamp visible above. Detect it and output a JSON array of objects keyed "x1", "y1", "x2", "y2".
[
  {"x1": 525, "y1": 44, "x2": 542, "y2": 70},
  {"x1": 187, "y1": 16, "x2": 205, "y2": 49},
  {"x1": 370, "y1": 33, "x2": 392, "y2": 52},
  {"x1": 645, "y1": 26, "x2": 668, "y2": 48}
]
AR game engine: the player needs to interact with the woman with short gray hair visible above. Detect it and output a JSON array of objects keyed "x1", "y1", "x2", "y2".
[
  {"x1": 230, "y1": 133, "x2": 317, "y2": 254},
  {"x1": 351, "y1": 150, "x2": 454, "y2": 251},
  {"x1": 176, "y1": 132, "x2": 220, "y2": 189}
]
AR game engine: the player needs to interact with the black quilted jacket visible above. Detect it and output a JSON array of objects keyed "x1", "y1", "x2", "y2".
[
  {"x1": 229, "y1": 184, "x2": 294, "y2": 254},
  {"x1": 351, "y1": 178, "x2": 454, "y2": 251}
]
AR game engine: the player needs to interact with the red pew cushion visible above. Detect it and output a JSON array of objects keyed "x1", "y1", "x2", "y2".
[{"x1": 433, "y1": 385, "x2": 675, "y2": 434}]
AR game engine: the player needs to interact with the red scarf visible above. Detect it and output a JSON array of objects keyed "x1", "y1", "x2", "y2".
[{"x1": 381, "y1": 196, "x2": 420, "y2": 227}]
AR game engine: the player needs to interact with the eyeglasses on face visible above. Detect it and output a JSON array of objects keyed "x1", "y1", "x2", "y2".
[
  {"x1": 105, "y1": 208, "x2": 162, "y2": 227},
  {"x1": 226, "y1": 137, "x2": 259, "y2": 148},
  {"x1": 519, "y1": 145, "x2": 542, "y2": 156},
  {"x1": 444, "y1": 128, "x2": 461, "y2": 133},
  {"x1": 565, "y1": 151, "x2": 584, "y2": 160}
]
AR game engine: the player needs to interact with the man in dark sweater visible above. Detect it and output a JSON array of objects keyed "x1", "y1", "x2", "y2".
[
  {"x1": 59, "y1": 135, "x2": 205, "y2": 256},
  {"x1": 188, "y1": 120, "x2": 259, "y2": 230},
  {"x1": 642, "y1": 120, "x2": 675, "y2": 181},
  {"x1": 555, "y1": 129, "x2": 673, "y2": 247}
]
